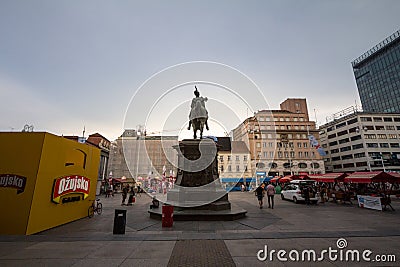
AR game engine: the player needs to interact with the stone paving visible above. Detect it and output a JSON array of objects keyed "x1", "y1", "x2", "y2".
[{"x1": 0, "y1": 192, "x2": 399, "y2": 266}]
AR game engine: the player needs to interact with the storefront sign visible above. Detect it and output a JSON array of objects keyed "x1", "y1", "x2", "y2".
[
  {"x1": 357, "y1": 195, "x2": 382, "y2": 211},
  {"x1": 52, "y1": 175, "x2": 90, "y2": 204},
  {"x1": 0, "y1": 174, "x2": 27, "y2": 194}
]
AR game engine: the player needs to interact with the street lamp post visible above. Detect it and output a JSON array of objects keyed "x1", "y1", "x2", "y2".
[
  {"x1": 381, "y1": 154, "x2": 386, "y2": 172},
  {"x1": 356, "y1": 126, "x2": 372, "y2": 172},
  {"x1": 248, "y1": 126, "x2": 259, "y2": 188}
]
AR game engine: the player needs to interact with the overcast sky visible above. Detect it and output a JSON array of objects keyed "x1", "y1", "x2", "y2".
[{"x1": 1, "y1": 0, "x2": 400, "y2": 140}]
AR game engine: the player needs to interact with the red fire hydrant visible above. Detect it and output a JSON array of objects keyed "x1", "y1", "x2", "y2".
[{"x1": 162, "y1": 205, "x2": 173, "y2": 227}]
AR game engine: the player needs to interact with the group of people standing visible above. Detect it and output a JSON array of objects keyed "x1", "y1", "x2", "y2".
[
  {"x1": 255, "y1": 183, "x2": 276, "y2": 209},
  {"x1": 121, "y1": 185, "x2": 141, "y2": 206}
]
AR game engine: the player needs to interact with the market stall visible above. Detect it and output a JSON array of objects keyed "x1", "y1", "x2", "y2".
[
  {"x1": 309, "y1": 173, "x2": 348, "y2": 203},
  {"x1": 344, "y1": 171, "x2": 398, "y2": 211}
]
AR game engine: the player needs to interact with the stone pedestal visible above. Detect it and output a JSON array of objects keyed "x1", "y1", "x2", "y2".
[{"x1": 149, "y1": 139, "x2": 246, "y2": 221}]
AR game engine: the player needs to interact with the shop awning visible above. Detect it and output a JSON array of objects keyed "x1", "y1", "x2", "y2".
[
  {"x1": 112, "y1": 177, "x2": 135, "y2": 184},
  {"x1": 344, "y1": 171, "x2": 396, "y2": 183},
  {"x1": 309, "y1": 173, "x2": 347, "y2": 183}
]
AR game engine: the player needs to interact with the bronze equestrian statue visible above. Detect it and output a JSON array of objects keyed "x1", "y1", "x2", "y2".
[{"x1": 188, "y1": 86, "x2": 209, "y2": 139}]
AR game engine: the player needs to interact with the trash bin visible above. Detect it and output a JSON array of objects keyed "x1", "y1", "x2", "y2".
[
  {"x1": 113, "y1": 209, "x2": 127, "y2": 234},
  {"x1": 162, "y1": 205, "x2": 173, "y2": 227}
]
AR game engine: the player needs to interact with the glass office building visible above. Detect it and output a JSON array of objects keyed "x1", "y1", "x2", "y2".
[{"x1": 352, "y1": 30, "x2": 400, "y2": 113}]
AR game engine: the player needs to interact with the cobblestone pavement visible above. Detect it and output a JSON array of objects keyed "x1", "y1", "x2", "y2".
[{"x1": 1, "y1": 192, "x2": 399, "y2": 266}]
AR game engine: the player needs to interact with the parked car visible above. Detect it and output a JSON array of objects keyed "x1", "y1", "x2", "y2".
[{"x1": 281, "y1": 180, "x2": 318, "y2": 204}]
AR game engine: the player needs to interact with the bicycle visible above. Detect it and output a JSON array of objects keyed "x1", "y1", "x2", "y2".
[{"x1": 88, "y1": 198, "x2": 102, "y2": 218}]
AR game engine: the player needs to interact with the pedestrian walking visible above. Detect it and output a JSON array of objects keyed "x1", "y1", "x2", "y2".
[
  {"x1": 121, "y1": 185, "x2": 128, "y2": 206},
  {"x1": 255, "y1": 183, "x2": 265, "y2": 209},
  {"x1": 303, "y1": 186, "x2": 310, "y2": 205},
  {"x1": 266, "y1": 183, "x2": 275, "y2": 209},
  {"x1": 127, "y1": 186, "x2": 135, "y2": 206}
]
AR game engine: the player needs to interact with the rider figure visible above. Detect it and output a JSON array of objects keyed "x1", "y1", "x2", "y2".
[{"x1": 188, "y1": 86, "x2": 209, "y2": 131}]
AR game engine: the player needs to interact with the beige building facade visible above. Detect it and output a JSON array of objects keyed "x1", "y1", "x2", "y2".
[
  {"x1": 108, "y1": 130, "x2": 178, "y2": 179},
  {"x1": 232, "y1": 98, "x2": 325, "y2": 177},
  {"x1": 218, "y1": 140, "x2": 252, "y2": 179}
]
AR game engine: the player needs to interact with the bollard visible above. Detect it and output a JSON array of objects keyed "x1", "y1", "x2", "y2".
[
  {"x1": 113, "y1": 209, "x2": 127, "y2": 234},
  {"x1": 162, "y1": 205, "x2": 173, "y2": 227}
]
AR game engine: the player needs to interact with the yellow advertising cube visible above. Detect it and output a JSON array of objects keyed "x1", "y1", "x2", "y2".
[{"x1": 0, "y1": 132, "x2": 100, "y2": 235}]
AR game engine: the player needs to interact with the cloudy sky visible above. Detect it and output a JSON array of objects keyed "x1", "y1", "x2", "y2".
[{"x1": 1, "y1": 0, "x2": 400, "y2": 140}]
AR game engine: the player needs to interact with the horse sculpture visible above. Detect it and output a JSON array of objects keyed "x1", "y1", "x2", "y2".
[{"x1": 188, "y1": 86, "x2": 209, "y2": 139}]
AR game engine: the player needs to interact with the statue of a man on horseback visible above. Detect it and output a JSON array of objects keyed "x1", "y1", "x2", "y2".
[{"x1": 188, "y1": 86, "x2": 209, "y2": 139}]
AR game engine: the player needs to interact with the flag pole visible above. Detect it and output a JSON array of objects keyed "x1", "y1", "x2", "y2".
[{"x1": 307, "y1": 125, "x2": 315, "y2": 174}]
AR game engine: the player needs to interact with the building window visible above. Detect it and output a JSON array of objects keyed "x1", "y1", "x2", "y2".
[
  {"x1": 361, "y1": 117, "x2": 372, "y2": 122},
  {"x1": 227, "y1": 155, "x2": 231, "y2": 161},
  {"x1": 341, "y1": 154, "x2": 353, "y2": 160},
  {"x1": 269, "y1": 151, "x2": 274, "y2": 158},
  {"x1": 220, "y1": 166, "x2": 224, "y2": 172},
  {"x1": 386, "y1": 125, "x2": 395, "y2": 130},
  {"x1": 298, "y1": 151, "x2": 303, "y2": 158},
  {"x1": 262, "y1": 142, "x2": 267, "y2": 148},
  {"x1": 355, "y1": 162, "x2": 367, "y2": 167},
  {"x1": 219, "y1": 156, "x2": 224, "y2": 162},
  {"x1": 373, "y1": 117, "x2": 383, "y2": 122},
  {"x1": 340, "y1": 146, "x2": 351, "y2": 152},
  {"x1": 297, "y1": 142, "x2": 302, "y2": 148},
  {"x1": 236, "y1": 165, "x2": 240, "y2": 172},
  {"x1": 390, "y1": 143, "x2": 400, "y2": 148},
  {"x1": 352, "y1": 143, "x2": 363, "y2": 150},
  {"x1": 236, "y1": 155, "x2": 240, "y2": 161},
  {"x1": 298, "y1": 163, "x2": 307, "y2": 168},
  {"x1": 256, "y1": 142, "x2": 261, "y2": 148},
  {"x1": 228, "y1": 165, "x2": 231, "y2": 172},
  {"x1": 278, "y1": 151, "x2": 282, "y2": 158},
  {"x1": 377, "y1": 134, "x2": 387, "y2": 139},
  {"x1": 311, "y1": 162, "x2": 320, "y2": 168},
  {"x1": 365, "y1": 134, "x2": 376, "y2": 139},
  {"x1": 263, "y1": 152, "x2": 268, "y2": 158},
  {"x1": 389, "y1": 134, "x2": 398, "y2": 139},
  {"x1": 243, "y1": 155, "x2": 248, "y2": 161},
  {"x1": 269, "y1": 142, "x2": 274, "y2": 147},
  {"x1": 304, "y1": 151, "x2": 309, "y2": 157},
  {"x1": 354, "y1": 152, "x2": 366, "y2": 158},
  {"x1": 343, "y1": 163, "x2": 355, "y2": 168},
  {"x1": 284, "y1": 152, "x2": 289, "y2": 158},
  {"x1": 303, "y1": 142, "x2": 308, "y2": 148},
  {"x1": 367, "y1": 143, "x2": 379, "y2": 148},
  {"x1": 380, "y1": 143, "x2": 389, "y2": 148}
]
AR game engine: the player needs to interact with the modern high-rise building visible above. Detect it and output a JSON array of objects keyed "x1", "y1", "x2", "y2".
[
  {"x1": 352, "y1": 30, "x2": 400, "y2": 113},
  {"x1": 319, "y1": 106, "x2": 400, "y2": 173}
]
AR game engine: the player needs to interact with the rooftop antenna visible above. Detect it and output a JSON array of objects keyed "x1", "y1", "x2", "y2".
[{"x1": 82, "y1": 126, "x2": 86, "y2": 138}]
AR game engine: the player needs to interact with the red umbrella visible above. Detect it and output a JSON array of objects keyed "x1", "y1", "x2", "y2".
[
  {"x1": 279, "y1": 177, "x2": 293, "y2": 183},
  {"x1": 270, "y1": 177, "x2": 280, "y2": 183}
]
